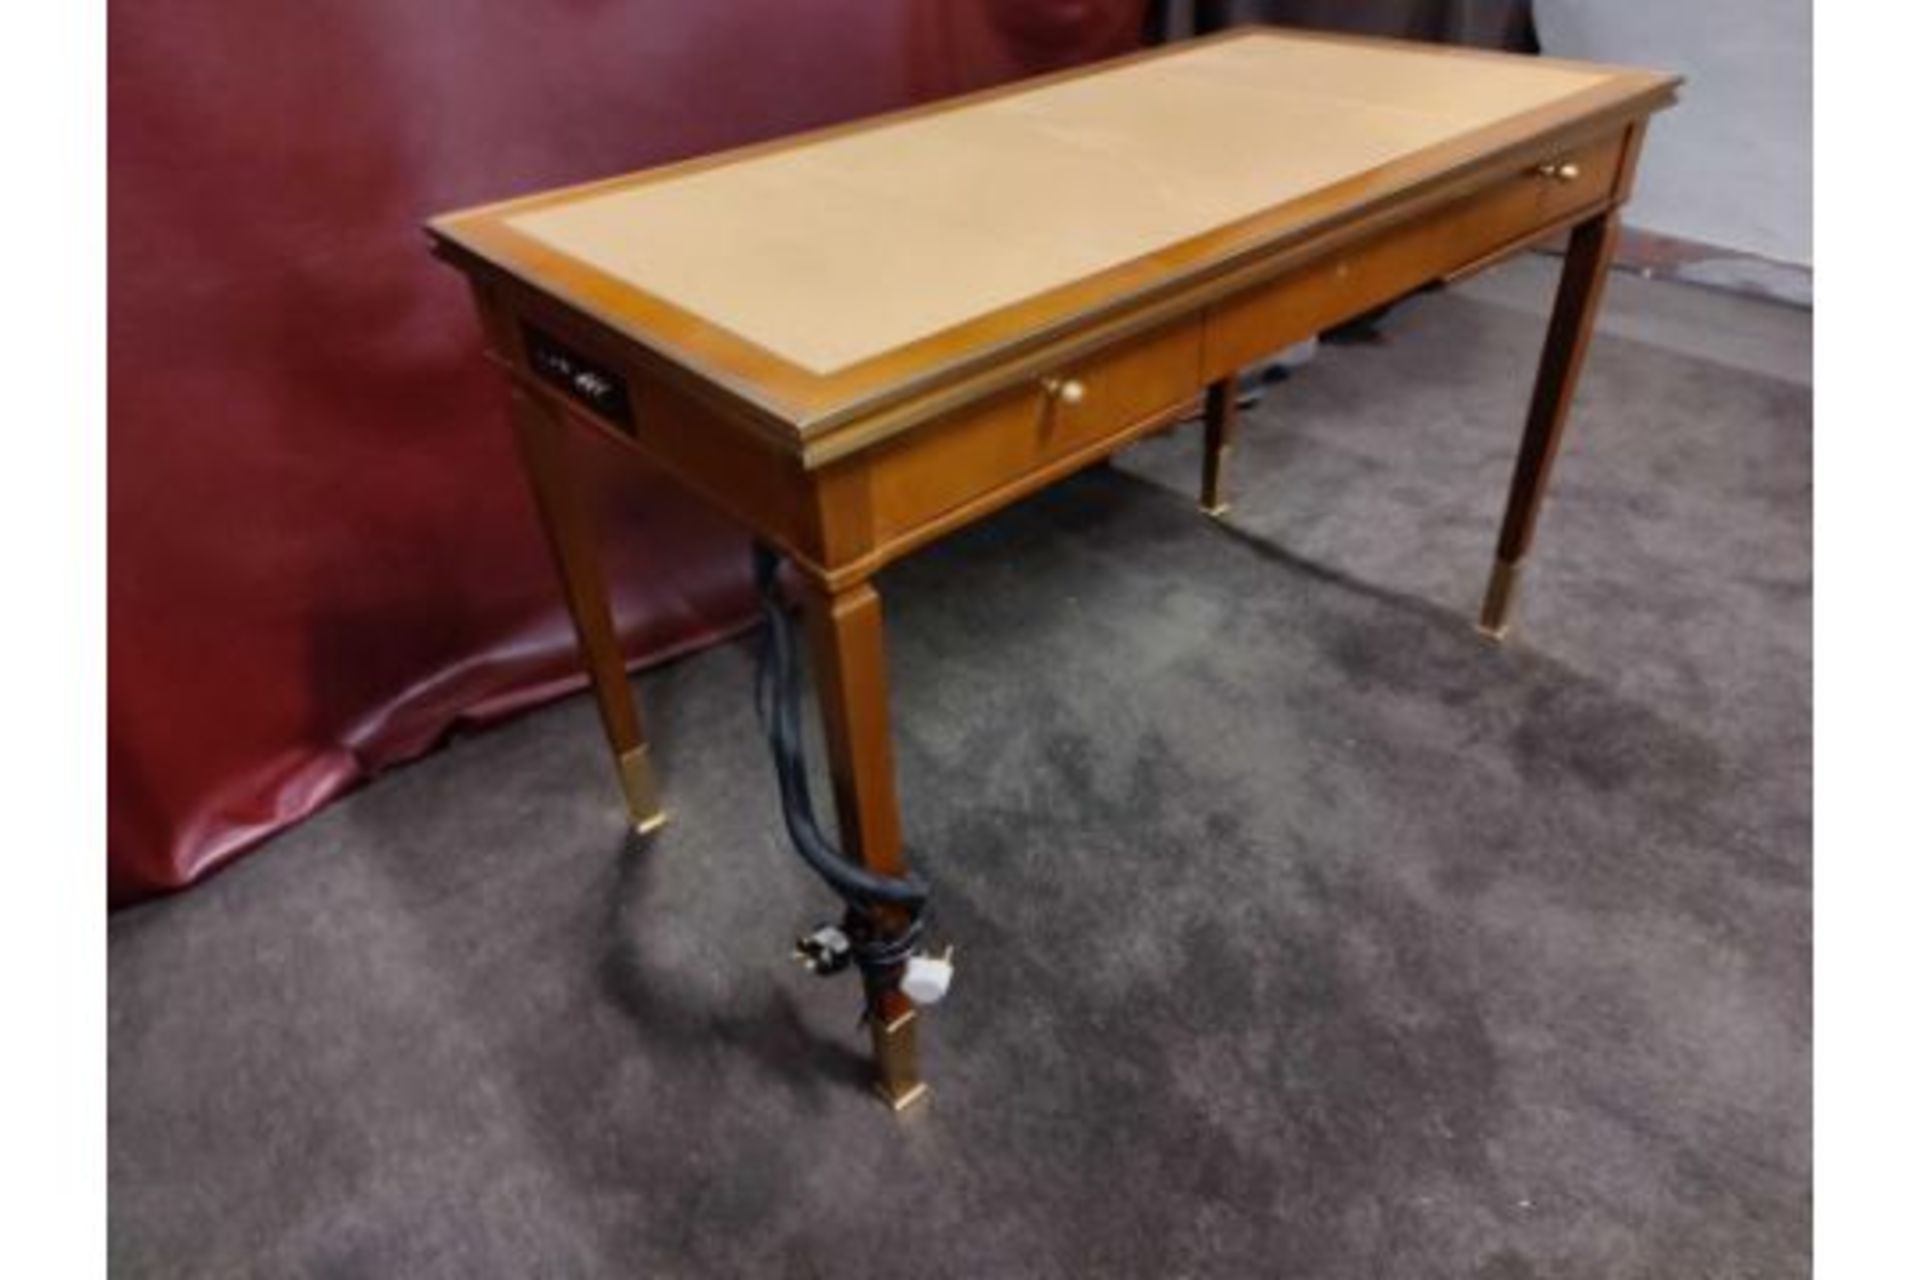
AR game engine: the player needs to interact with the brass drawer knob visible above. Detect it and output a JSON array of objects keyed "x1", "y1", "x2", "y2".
[
  {"x1": 1042, "y1": 376, "x2": 1087, "y2": 406},
  {"x1": 1534, "y1": 160, "x2": 1582, "y2": 184}
]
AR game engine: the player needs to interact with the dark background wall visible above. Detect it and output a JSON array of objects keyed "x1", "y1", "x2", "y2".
[
  {"x1": 108, "y1": 0, "x2": 1147, "y2": 903},
  {"x1": 1161, "y1": 0, "x2": 1533, "y2": 47}
]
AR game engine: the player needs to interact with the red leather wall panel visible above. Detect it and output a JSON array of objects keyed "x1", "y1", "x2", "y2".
[{"x1": 109, "y1": 1, "x2": 1145, "y2": 904}]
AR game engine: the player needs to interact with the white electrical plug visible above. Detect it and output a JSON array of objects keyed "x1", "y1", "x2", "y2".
[{"x1": 900, "y1": 948, "x2": 955, "y2": 1006}]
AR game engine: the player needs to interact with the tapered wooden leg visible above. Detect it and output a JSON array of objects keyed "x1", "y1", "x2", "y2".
[
  {"x1": 1478, "y1": 209, "x2": 1622, "y2": 641},
  {"x1": 798, "y1": 576, "x2": 926, "y2": 1110},
  {"x1": 1200, "y1": 377, "x2": 1240, "y2": 517},
  {"x1": 507, "y1": 388, "x2": 666, "y2": 833}
]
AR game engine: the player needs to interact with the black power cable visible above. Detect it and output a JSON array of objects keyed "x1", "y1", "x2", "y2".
[{"x1": 751, "y1": 545, "x2": 928, "y2": 1006}]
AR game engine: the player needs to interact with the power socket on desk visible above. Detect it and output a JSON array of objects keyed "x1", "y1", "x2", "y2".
[{"x1": 523, "y1": 323, "x2": 634, "y2": 432}]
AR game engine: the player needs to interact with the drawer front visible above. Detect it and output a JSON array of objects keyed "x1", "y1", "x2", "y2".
[
  {"x1": 1203, "y1": 128, "x2": 1628, "y2": 379},
  {"x1": 869, "y1": 318, "x2": 1203, "y2": 542}
]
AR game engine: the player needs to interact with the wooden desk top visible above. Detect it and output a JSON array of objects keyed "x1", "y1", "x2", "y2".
[{"x1": 430, "y1": 29, "x2": 1675, "y2": 448}]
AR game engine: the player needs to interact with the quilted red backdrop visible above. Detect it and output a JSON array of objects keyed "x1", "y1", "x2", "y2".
[{"x1": 109, "y1": 0, "x2": 1146, "y2": 904}]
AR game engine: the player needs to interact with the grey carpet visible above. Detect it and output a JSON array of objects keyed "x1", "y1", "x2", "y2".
[{"x1": 110, "y1": 259, "x2": 1811, "y2": 1279}]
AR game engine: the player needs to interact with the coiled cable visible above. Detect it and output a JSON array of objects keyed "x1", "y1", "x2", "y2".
[{"x1": 751, "y1": 545, "x2": 927, "y2": 993}]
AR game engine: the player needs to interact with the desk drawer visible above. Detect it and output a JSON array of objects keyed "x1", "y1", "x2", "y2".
[
  {"x1": 869, "y1": 319, "x2": 1202, "y2": 543},
  {"x1": 1203, "y1": 128, "x2": 1628, "y2": 378}
]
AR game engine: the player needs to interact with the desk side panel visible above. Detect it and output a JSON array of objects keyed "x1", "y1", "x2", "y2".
[{"x1": 467, "y1": 275, "x2": 818, "y2": 561}]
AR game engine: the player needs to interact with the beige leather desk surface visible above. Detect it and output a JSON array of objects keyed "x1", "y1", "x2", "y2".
[
  {"x1": 508, "y1": 36, "x2": 1601, "y2": 374},
  {"x1": 432, "y1": 30, "x2": 1672, "y2": 432}
]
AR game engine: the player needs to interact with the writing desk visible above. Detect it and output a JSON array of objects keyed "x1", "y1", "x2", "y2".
[{"x1": 429, "y1": 29, "x2": 1678, "y2": 1109}]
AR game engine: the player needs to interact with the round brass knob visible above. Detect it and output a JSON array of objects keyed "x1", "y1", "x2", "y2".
[
  {"x1": 1535, "y1": 161, "x2": 1581, "y2": 184},
  {"x1": 1043, "y1": 376, "x2": 1087, "y2": 406}
]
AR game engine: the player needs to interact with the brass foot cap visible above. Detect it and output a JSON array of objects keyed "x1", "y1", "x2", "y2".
[
  {"x1": 876, "y1": 1080, "x2": 930, "y2": 1113},
  {"x1": 618, "y1": 747, "x2": 668, "y2": 835},
  {"x1": 1201, "y1": 501, "x2": 1232, "y2": 518},
  {"x1": 1477, "y1": 559, "x2": 1523, "y2": 642}
]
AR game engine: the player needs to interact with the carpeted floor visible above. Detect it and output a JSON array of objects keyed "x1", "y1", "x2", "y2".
[{"x1": 109, "y1": 256, "x2": 1811, "y2": 1279}]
